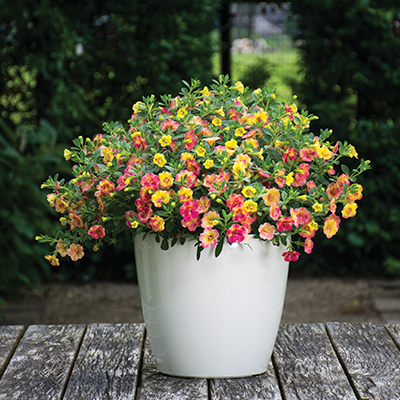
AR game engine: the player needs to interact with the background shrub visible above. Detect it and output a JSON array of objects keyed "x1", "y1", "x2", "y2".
[
  {"x1": 0, "y1": 0, "x2": 219, "y2": 295},
  {"x1": 289, "y1": 0, "x2": 400, "y2": 276}
]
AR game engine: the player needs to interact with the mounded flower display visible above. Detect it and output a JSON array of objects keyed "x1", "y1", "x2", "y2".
[{"x1": 38, "y1": 75, "x2": 370, "y2": 265}]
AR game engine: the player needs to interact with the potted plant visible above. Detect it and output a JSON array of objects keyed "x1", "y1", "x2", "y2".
[{"x1": 38, "y1": 75, "x2": 370, "y2": 377}]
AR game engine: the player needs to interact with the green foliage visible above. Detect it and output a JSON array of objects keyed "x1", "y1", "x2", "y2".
[
  {"x1": 0, "y1": 0, "x2": 219, "y2": 293},
  {"x1": 289, "y1": 0, "x2": 400, "y2": 276},
  {"x1": 0, "y1": 118, "x2": 60, "y2": 296},
  {"x1": 1, "y1": 0, "x2": 217, "y2": 140},
  {"x1": 237, "y1": 58, "x2": 272, "y2": 91}
]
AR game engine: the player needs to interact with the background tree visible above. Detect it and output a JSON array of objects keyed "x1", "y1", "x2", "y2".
[
  {"x1": 290, "y1": 0, "x2": 400, "y2": 275},
  {"x1": 0, "y1": 0, "x2": 219, "y2": 295}
]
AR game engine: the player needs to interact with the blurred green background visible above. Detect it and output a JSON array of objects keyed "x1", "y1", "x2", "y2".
[{"x1": 1, "y1": 0, "x2": 400, "y2": 299}]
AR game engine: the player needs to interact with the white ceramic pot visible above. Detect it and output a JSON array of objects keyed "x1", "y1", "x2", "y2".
[{"x1": 134, "y1": 234, "x2": 289, "y2": 378}]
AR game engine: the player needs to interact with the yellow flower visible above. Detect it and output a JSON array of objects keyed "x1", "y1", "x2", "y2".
[
  {"x1": 309, "y1": 220, "x2": 318, "y2": 231},
  {"x1": 348, "y1": 145, "x2": 358, "y2": 159},
  {"x1": 203, "y1": 159, "x2": 214, "y2": 169},
  {"x1": 253, "y1": 88, "x2": 261, "y2": 95},
  {"x1": 195, "y1": 145, "x2": 206, "y2": 157},
  {"x1": 64, "y1": 149, "x2": 73, "y2": 161},
  {"x1": 286, "y1": 172, "x2": 294, "y2": 186},
  {"x1": 212, "y1": 117, "x2": 222, "y2": 126},
  {"x1": 235, "y1": 127, "x2": 246, "y2": 137},
  {"x1": 232, "y1": 81, "x2": 244, "y2": 94},
  {"x1": 214, "y1": 107, "x2": 225, "y2": 117},
  {"x1": 244, "y1": 199, "x2": 258, "y2": 213},
  {"x1": 317, "y1": 146, "x2": 333, "y2": 160},
  {"x1": 177, "y1": 107, "x2": 187, "y2": 118},
  {"x1": 200, "y1": 86, "x2": 210, "y2": 97},
  {"x1": 312, "y1": 203, "x2": 323, "y2": 212},
  {"x1": 59, "y1": 217, "x2": 68, "y2": 226},
  {"x1": 153, "y1": 153, "x2": 167, "y2": 167},
  {"x1": 181, "y1": 152, "x2": 195, "y2": 161},
  {"x1": 253, "y1": 150, "x2": 264, "y2": 160},
  {"x1": 242, "y1": 186, "x2": 257, "y2": 198},
  {"x1": 159, "y1": 135, "x2": 172, "y2": 147},
  {"x1": 132, "y1": 101, "x2": 145, "y2": 113},
  {"x1": 225, "y1": 139, "x2": 238, "y2": 150}
]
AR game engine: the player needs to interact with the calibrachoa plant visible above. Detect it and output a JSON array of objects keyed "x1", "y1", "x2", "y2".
[{"x1": 37, "y1": 75, "x2": 371, "y2": 266}]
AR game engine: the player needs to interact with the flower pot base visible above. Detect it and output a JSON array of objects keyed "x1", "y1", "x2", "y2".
[{"x1": 134, "y1": 235, "x2": 289, "y2": 378}]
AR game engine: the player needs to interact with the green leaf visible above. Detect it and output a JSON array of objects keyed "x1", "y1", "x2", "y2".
[
  {"x1": 341, "y1": 164, "x2": 350, "y2": 175},
  {"x1": 161, "y1": 237, "x2": 169, "y2": 250},
  {"x1": 215, "y1": 240, "x2": 224, "y2": 258}
]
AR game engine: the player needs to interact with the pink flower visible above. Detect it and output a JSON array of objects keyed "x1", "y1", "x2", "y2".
[
  {"x1": 184, "y1": 130, "x2": 197, "y2": 151},
  {"x1": 132, "y1": 135, "x2": 147, "y2": 151},
  {"x1": 56, "y1": 240, "x2": 68, "y2": 257},
  {"x1": 292, "y1": 163, "x2": 310, "y2": 187},
  {"x1": 116, "y1": 174, "x2": 133, "y2": 191},
  {"x1": 184, "y1": 158, "x2": 201, "y2": 176},
  {"x1": 88, "y1": 225, "x2": 106, "y2": 239},
  {"x1": 282, "y1": 250, "x2": 300, "y2": 262},
  {"x1": 160, "y1": 119, "x2": 179, "y2": 131},
  {"x1": 96, "y1": 180, "x2": 115, "y2": 196},
  {"x1": 180, "y1": 200, "x2": 199, "y2": 221},
  {"x1": 226, "y1": 193, "x2": 244, "y2": 211},
  {"x1": 290, "y1": 207, "x2": 312, "y2": 227},
  {"x1": 323, "y1": 214, "x2": 341, "y2": 238},
  {"x1": 258, "y1": 222, "x2": 276, "y2": 240},
  {"x1": 67, "y1": 244, "x2": 85, "y2": 261},
  {"x1": 148, "y1": 215, "x2": 165, "y2": 232},
  {"x1": 201, "y1": 211, "x2": 220, "y2": 228},
  {"x1": 125, "y1": 210, "x2": 137, "y2": 227},
  {"x1": 282, "y1": 148, "x2": 297, "y2": 164},
  {"x1": 304, "y1": 237, "x2": 314, "y2": 254},
  {"x1": 140, "y1": 173, "x2": 160, "y2": 191},
  {"x1": 197, "y1": 196, "x2": 211, "y2": 214},
  {"x1": 232, "y1": 206, "x2": 254, "y2": 228},
  {"x1": 326, "y1": 182, "x2": 343, "y2": 200},
  {"x1": 175, "y1": 170, "x2": 198, "y2": 188},
  {"x1": 299, "y1": 147, "x2": 317, "y2": 162},
  {"x1": 276, "y1": 216, "x2": 294, "y2": 232},
  {"x1": 200, "y1": 228, "x2": 219, "y2": 248},
  {"x1": 269, "y1": 203, "x2": 281, "y2": 221},
  {"x1": 226, "y1": 224, "x2": 248, "y2": 243},
  {"x1": 69, "y1": 213, "x2": 83, "y2": 230},
  {"x1": 181, "y1": 216, "x2": 202, "y2": 232}
]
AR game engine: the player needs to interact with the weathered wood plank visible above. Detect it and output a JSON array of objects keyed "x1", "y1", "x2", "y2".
[
  {"x1": 327, "y1": 322, "x2": 400, "y2": 400},
  {"x1": 385, "y1": 323, "x2": 400, "y2": 348},
  {"x1": 138, "y1": 338, "x2": 208, "y2": 400},
  {"x1": 0, "y1": 324, "x2": 85, "y2": 400},
  {"x1": 273, "y1": 323, "x2": 357, "y2": 400},
  {"x1": 63, "y1": 323, "x2": 145, "y2": 400},
  {"x1": 0, "y1": 325, "x2": 25, "y2": 377},
  {"x1": 210, "y1": 361, "x2": 282, "y2": 400}
]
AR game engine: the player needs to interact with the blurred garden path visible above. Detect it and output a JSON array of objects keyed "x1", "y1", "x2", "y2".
[{"x1": 3, "y1": 277, "x2": 400, "y2": 326}]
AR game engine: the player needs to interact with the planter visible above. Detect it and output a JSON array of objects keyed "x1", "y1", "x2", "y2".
[{"x1": 134, "y1": 234, "x2": 289, "y2": 378}]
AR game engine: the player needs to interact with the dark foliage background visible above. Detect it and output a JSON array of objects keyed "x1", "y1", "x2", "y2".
[
  {"x1": 0, "y1": 0, "x2": 219, "y2": 295},
  {"x1": 289, "y1": 0, "x2": 400, "y2": 276}
]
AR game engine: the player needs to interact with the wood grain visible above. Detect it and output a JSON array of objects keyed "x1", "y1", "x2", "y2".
[
  {"x1": 63, "y1": 323, "x2": 145, "y2": 400},
  {"x1": 0, "y1": 324, "x2": 85, "y2": 400},
  {"x1": 138, "y1": 337, "x2": 208, "y2": 400},
  {"x1": 327, "y1": 322, "x2": 400, "y2": 400},
  {"x1": 385, "y1": 323, "x2": 400, "y2": 348},
  {"x1": 273, "y1": 323, "x2": 357, "y2": 400},
  {"x1": 0, "y1": 325, "x2": 25, "y2": 377},
  {"x1": 210, "y1": 361, "x2": 282, "y2": 400}
]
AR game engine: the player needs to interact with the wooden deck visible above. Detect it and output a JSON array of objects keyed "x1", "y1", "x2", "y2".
[{"x1": 1, "y1": 322, "x2": 400, "y2": 399}]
